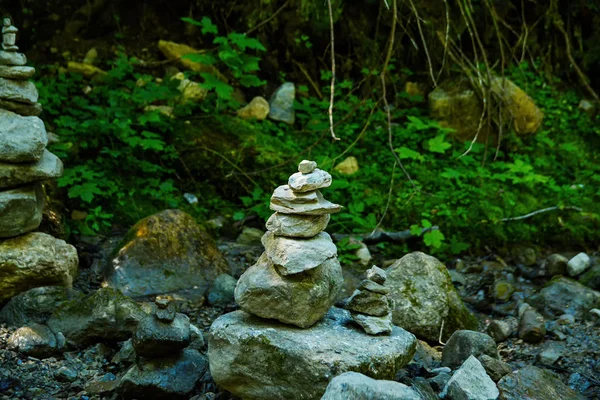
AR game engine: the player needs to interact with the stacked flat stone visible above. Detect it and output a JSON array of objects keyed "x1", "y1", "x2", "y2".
[
  {"x1": 345, "y1": 266, "x2": 394, "y2": 335},
  {"x1": 0, "y1": 18, "x2": 62, "y2": 238},
  {"x1": 234, "y1": 160, "x2": 344, "y2": 328}
]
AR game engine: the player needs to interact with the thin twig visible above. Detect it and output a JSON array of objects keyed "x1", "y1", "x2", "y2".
[
  {"x1": 326, "y1": 0, "x2": 340, "y2": 141},
  {"x1": 407, "y1": 0, "x2": 437, "y2": 87},
  {"x1": 292, "y1": 60, "x2": 323, "y2": 99},
  {"x1": 500, "y1": 206, "x2": 583, "y2": 222},
  {"x1": 371, "y1": 161, "x2": 397, "y2": 235},
  {"x1": 438, "y1": 319, "x2": 446, "y2": 345},
  {"x1": 436, "y1": 0, "x2": 451, "y2": 83},
  {"x1": 245, "y1": 0, "x2": 290, "y2": 35}
]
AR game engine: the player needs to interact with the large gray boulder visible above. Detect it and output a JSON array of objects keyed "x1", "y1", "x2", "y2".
[
  {"x1": 0, "y1": 109, "x2": 47, "y2": 163},
  {"x1": 0, "y1": 232, "x2": 78, "y2": 303},
  {"x1": 386, "y1": 252, "x2": 478, "y2": 341},
  {"x1": 0, "y1": 183, "x2": 44, "y2": 238},
  {"x1": 441, "y1": 330, "x2": 499, "y2": 369},
  {"x1": 104, "y1": 210, "x2": 230, "y2": 298},
  {"x1": 47, "y1": 288, "x2": 145, "y2": 347},
  {"x1": 441, "y1": 356, "x2": 499, "y2": 400},
  {"x1": 208, "y1": 308, "x2": 417, "y2": 400},
  {"x1": 118, "y1": 349, "x2": 207, "y2": 399},
  {"x1": 0, "y1": 150, "x2": 63, "y2": 189},
  {"x1": 321, "y1": 372, "x2": 422, "y2": 400},
  {"x1": 498, "y1": 365, "x2": 585, "y2": 400},
  {"x1": 234, "y1": 253, "x2": 343, "y2": 328},
  {"x1": 528, "y1": 277, "x2": 600, "y2": 319},
  {"x1": 0, "y1": 286, "x2": 83, "y2": 327}
]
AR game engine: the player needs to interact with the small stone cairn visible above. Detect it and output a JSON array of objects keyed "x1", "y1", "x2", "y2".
[
  {"x1": 345, "y1": 265, "x2": 394, "y2": 335},
  {"x1": 0, "y1": 18, "x2": 62, "y2": 238},
  {"x1": 234, "y1": 160, "x2": 344, "y2": 328}
]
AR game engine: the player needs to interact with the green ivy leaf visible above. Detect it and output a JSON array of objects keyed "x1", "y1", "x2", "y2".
[
  {"x1": 427, "y1": 134, "x2": 451, "y2": 153},
  {"x1": 424, "y1": 230, "x2": 445, "y2": 249},
  {"x1": 199, "y1": 73, "x2": 233, "y2": 99},
  {"x1": 181, "y1": 17, "x2": 218, "y2": 35}
]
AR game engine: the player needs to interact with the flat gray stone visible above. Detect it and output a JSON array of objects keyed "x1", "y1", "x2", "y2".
[
  {"x1": 208, "y1": 307, "x2": 417, "y2": 400},
  {"x1": 0, "y1": 150, "x2": 63, "y2": 189},
  {"x1": 358, "y1": 279, "x2": 390, "y2": 295},
  {"x1": 262, "y1": 230, "x2": 337, "y2": 274},
  {"x1": 0, "y1": 98, "x2": 42, "y2": 116},
  {"x1": 322, "y1": 372, "x2": 421, "y2": 400},
  {"x1": 265, "y1": 212, "x2": 330, "y2": 238},
  {"x1": 352, "y1": 312, "x2": 394, "y2": 335},
  {"x1": 0, "y1": 65, "x2": 35, "y2": 79},
  {"x1": 132, "y1": 313, "x2": 191, "y2": 358},
  {"x1": 0, "y1": 77, "x2": 38, "y2": 104},
  {"x1": 288, "y1": 168, "x2": 332, "y2": 192},
  {"x1": 0, "y1": 51, "x2": 26, "y2": 66},
  {"x1": 271, "y1": 184, "x2": 319, "y2": 206},
  {"x1": 346, "y1": 289, "x2": 391, "y2": 317},
  {"x1": 0, "y1": 109, "x2": 48, "y2": 162},
  {"x1": 0, "y1": 183, "x2": 44, "y2": 239},
  {"x1": 441, "y1": 356, "x2": 499, "y2": 400},
  {"x1": 234, "y1": 252, "x2": 343, "y2": 328},
  {"x1": 270, "y1": 188, "x2": 342, "y2": 215}
]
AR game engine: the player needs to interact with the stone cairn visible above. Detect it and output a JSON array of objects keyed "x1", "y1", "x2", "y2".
[
  {"x1": 0, "y1": 18, "x2": 62, "y2": 238},
  {"x1": 345, "y1": 265, "x2": 395, "y2": 335},
  {"x1": 234, "y1": 160, "x2": 344, "y2": 328}
]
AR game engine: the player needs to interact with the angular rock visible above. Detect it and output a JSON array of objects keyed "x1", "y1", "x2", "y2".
[
  {"x1": 441, "y1": 356, "x2": 499, "y2": 400},
  {"x1": 298, "y1": 160, "x2": 317, "y2": 174},
  {"x1": 536, "y1": 342, "x2": 564, "y2": 365},
  {"x1": 545, "y1": 254, "x2": 568, "y2": 276},
  {"x1": 386, "y1": 252, "x2": 478, "y2": 342},
  {"x1": 288, "y1": 168, "x2": 332, "y2": 192},
  {"x1": 367, "y1": 265, "x2": 387, "y2": 284},
  {"x1": 567, "y1": 252, "x2": 591, "y2": 277},
  {"x1": 518, "y1": 308, "x2": 546, "y2": 343},
  {"x1": 0, "y1": 184, "x2": 44, "y2": 238},
  {"x1": 112, "y1": 339, "x2": 136, "y2": 365},
  {"x1": 528, "y1": 277, "x2": 600, "y2": 319},
  {"x1": 7, "y1": 323, "x2": 58, "y2": 358},
  {"x1": 0, "y1": 77, "x2": 38, "y2": 104},
  {"x1": 208, "y1": 308, "x2": 417, "y2": 400},
  {"x1": 207, "y1": 274, "x2": 237, "y2": 306},
  {"x1": 0, "y1": 65, "x2": 35, "y2": 79},
  {"x1": 133, "y1": 313, "x2": 191, "y2": 358},
  {"x1": 104, "y1": 209, "x2": 230, "y2": 298},
  {"x1": 270, "y1": 189, "x2": 341, "y2": 215},
  {"x1": 0, "y1": 286, "x2": 83, "y2": 327},
  {"x1": 118, "y1": 349, "x2": 207, "y2": 400},
  {"x1": 0, "y1": 98, "x2": 41, "y2": 116},
  {"x1": 0, "y1": 232, "x2": 77, "y2": 303},
  {"x1": 579, "y1": 264, "x2": 600, "y2": 291},
  {"x1": 268, "y1": 82, "x2": 295, "y2": 124},
  {"x1": 351, "y1": 312, "x2": 393, "y2": 335},
  {"x1": 261, "y1": 231, "x2": 337, "y2": 275},
  {"x1": 0, "y1": 109, "x2": 47, "y2": 162},
  {"x1": 358, "y1": 279, "x2": 390, "y2": 295},
  {"x1": 441, "y1": 330, "x2": 499, "y2": 369},
  {"x1": 321, "y1": 372, "x2": 421, "y2": 400},
  {"x1": 0, "y1": 150, "x2": 63, "y2": 189},
  {"x1": 334, "y1": 156, "x2": 359, "y2": 175},
  {"x1": 47, "y1": 288, "x2": 145, "y2": 347},
  {"x1": 188, "y1": 323, "x2": 205, "y2": 351},
  {"x1": 237, "y1": 96, "x2": 269, "y2": 120},
  {"x1": 487, "y1": 319, "x2": 513, "y2": 342},
  {"x1": 498, "y1": 365, "x2": 585, "y2": 400},
  {"x1": 490, "y1": 77, "x2": 543, "y2": 134},
  {"x1": 234, "y1": 253, "x2": 342, "y2": 328},
  {"x1": 171, "y1": 72, "x2": 207, "y2": 102},
  {"x1": 0, "y1": 50, "x2": 26, "y2": 66},
  {"x1": 346, "y1": 289, "x2": 391, "y2": 317},
  {"x1": 478, "y1": 354, "x2": 512, "y2": 382},
  {"x1": 265, "y1": 212, "x2": 330, "y2": 238}
]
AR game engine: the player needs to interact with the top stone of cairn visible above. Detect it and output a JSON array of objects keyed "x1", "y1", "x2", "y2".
[
  {"x1": 298, "y1": 160, "x2": 317, "y2": 174},
  {"x1": 2, "y1": 19, "x2": 18, "y2": 52},
  {"x1": 289, "y1": 161, "x2": 332, "y2": 193}
]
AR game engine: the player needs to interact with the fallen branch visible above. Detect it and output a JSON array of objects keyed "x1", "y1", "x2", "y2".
[
  {"x1": 332, "y1": 226, "x2": 439, "y2": 244},
  {"x1": 499, "y1": 206, "x2": 583, "y2": 222},
  {"x1": 326, "y1": 0, "x2": 340, "y2": 141}
]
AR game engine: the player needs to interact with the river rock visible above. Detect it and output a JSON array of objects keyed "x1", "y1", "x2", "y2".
[
  {"x1": 207, "y1": 274, "x2": 237, "y2": 305},
  {"x1": 288, "y1": 169, "x2": 332, "y2": 192},
  {"x1": 0, "y1": 65, "x2": 35, "y2": 79},
  {"x1": 358, "y1": 279, "x2": 390, "y2": 295},
  {"x1": 386, "y1": 252, "x2": 478, "y2": 342},
  {"x1": 237, "y1": 96, "x2": 270, "y2": 120},
  {"x1": 0, "y1": 98, "x2": 42, "y2": 116},
  {"x1": 334, "y1": 156, "x2": 359, "y2": 175},
  {"x1": 0, "y1": 150, "x2": 63, "y2": 189},
  {"x1": 442, "y1": 330, "x2": 499, "y2": 369},
  {"x1": 157, "y1": 40, "x2": 226, "y2": 79},
  {"x1": 270, "y1": 189, "x2": 342, "y2": 215},
  {"x1": 0, "y1": 77, "x2": 38, "y2": 104},
  {"x1": 528, "y1": 277, "x2": 600, "y2": 318},
  {"x1": 518, "y1": 307, "x2": 546, "y2": 343},
  {"x1": 367, "y1": 265, "x2": 387, "y2": 284},
  {"x1": 47, "y1": 288, "x2": 145, "y2": 347},
  {"x1": 0, "y1": 50, "x2": 26, "y2": 65},
  {"x1": 580, "y1": 264, "x2": 600, "y2": 291},
  {"x1": 0, "y1": 109, "x2": 47, "y2": 163},
  {"x1": 498, "y1": 365, "x2": 585, "y2": 400},
  {"x1": 0, "y1": 232, "x2": 78, "y2": 303},
  {"x1": 346, "y1": 289, "x2": 391, "y2": 317},
  {"x1": 271, "y1": 184, "x2": 319, "y2": 206},
  {"x1": 487, "y1": 319, "x2": 514, "y2": 342},
  {"x1": 261, "y1": 231, "x2": 337, "y2": 275},
  {"x1": 7, "y1": 323, "x2": 59, "y2": 358},
  {"x1": 208, "y1": 307, "x2": 417, "y2": 400},
  {"x1": 478, "y1": 354, "x2": 512, "y2": 382},
  {"x1": 544, "y1": 254, "x2": 568, "y2": 276},
  {"x1": 268, "y1": 82, "x2": 295, "y2": 124},
  {"x1": 321, "y1": 372, "x2": 422, "y2": 400},
  {"x1": 567, "y1": 252, "x2": 591, "y2": 277},
  {"x1": 234, "y1": 253, "x2": 342, "y2": 328},
  {"x1": 118, "y1": 349, "x2": 207, "y2": 400},
  {"x1": 351, "y1": 312, "x2": 394, "y2": 335},
  {"x1": 0, "y1": 286, "x2": 83, "y2": 327},
  {"x1": 104, "y1": 209, "x2": 230, "y2": 298},
  {"x1": 132, "y1": 313, "x2": 191, "y2": 358},
  {"x1": 441, "y1": 356, "x2": 499, "y2": 400},
  {"x1": 0, "y1": 184, "x2": 44, "y2": 238},
  {"x1": 298, "y1": 159, "x2": 317, "y2": 174},
  {"x1": 265, "y1": 212, "x2": 330, "y2": 238}
]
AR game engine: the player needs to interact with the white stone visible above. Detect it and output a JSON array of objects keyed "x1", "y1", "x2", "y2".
[
  {"x1": 298, "y1": 160, "x2": 317, "y2": 174},
  {"x1": 0, "y1": 66, "x2": 35, "y2": 79},
  {"x1": 441, "y1": 356, "x2": 499, "y2": 400},
  {"x1": 265, "y1": 212, "x2": 330, "y2": 238},
  {"x1": 0, "y1": 77, "x2": 38, "y2": 103},
  {"x1": 567, "y1": 252, "x2": 591, "y2": 277},
  {"x1": 322, "y1": 372, "x2": 421, "y2": 400},
  {"x1": 288, "y1": 168, "x2": 332, "y2": 192},
  {"x1": 0, "y1": 109, "x2": 48, "y2": 162},
  {"x1": 0, "y1": 51, "x2": 26, "y2": 66},
  {"x1": 271, "y1": 184, "x2": 319, "y2": 207},
  {"x1": 261, "y1": 231, "x2": 337, "y2": 275}
]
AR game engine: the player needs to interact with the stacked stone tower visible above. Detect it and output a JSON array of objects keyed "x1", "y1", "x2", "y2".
[
  {"x1": 0, "y1": 18, "x2": 62, "y2": 237},
  {"x1": 234, "y1": 160, "x2": 344, "y2": 328}
]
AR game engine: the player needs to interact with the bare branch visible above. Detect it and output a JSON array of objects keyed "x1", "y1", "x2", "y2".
[
  {"x1": 500, "y1": 206, "x2": 583, "y2": 222},
  {"x1": 326, "y1": 0, "x2": 341, "y2": 141}
]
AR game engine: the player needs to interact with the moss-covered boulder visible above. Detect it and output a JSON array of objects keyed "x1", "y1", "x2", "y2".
[
  {"x1": 498, "y1": 365, "x2": 585, "y2": 400},
  {"x1": 386, "y1": 252, "x2": 478, "y2": 342},
  {"x1": 47, "y1": 287, "x2": 145, "y2": 347},
  {"x1": 208, "y1": 307, "x2": 417, "y2": 400},
  {"x1": 103, "y1": 209, "x2": 229, "y2": 298}
]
